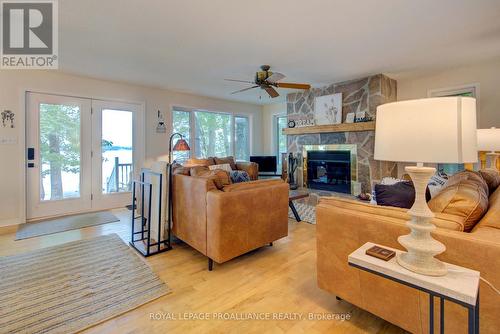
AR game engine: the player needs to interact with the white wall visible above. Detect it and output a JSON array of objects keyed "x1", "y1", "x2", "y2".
[
  {"x1": 396, "y1": 57, "x2": 500, "y2": 128},
  {"x1": 0, "y1": 71, "x2": 263, "y2": 226},
  {"x1": 261, "y1": 102, "x2": 287, "y2": 155}
]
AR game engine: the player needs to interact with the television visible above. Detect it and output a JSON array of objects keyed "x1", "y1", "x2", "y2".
[{"x1": 250, "y1": 156, "x2": 277, "y2": 174}]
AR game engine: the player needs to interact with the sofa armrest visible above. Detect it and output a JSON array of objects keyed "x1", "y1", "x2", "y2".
[
  {"x1": 172, "y1": 174, "x2": 217, "y2": 255},
  {"x1": 206, "y1": 181, "x2": 288, "y2": 263},
  {"x1": 318, "y1": 197, "x2": 465, "y2": 231},
  {"x1": 236, "y1": 162, "x2": 259, "y2": 180},
  {"x1": 316, "y1": 200, "x2": 500, "y2": 334}
]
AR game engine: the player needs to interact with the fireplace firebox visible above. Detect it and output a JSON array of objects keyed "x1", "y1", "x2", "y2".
[{"x1": 306, "y1": 150, "x2": 352, "y2": 194}]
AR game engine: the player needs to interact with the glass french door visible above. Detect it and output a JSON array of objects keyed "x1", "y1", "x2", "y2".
[
  {"x1": 26, "y1": 93, "x2": 92, "y2": 219},
  {"x1": 26, "y1": 93, "x2": 142, "y2": 220},
  {"x1": 91, "y1": 100, "x2": 140, "y2": 210}
]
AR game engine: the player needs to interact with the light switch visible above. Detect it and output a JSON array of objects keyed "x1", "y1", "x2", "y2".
[{"x1": 0, "y1": 137, "x2": 17, "y2": 145}]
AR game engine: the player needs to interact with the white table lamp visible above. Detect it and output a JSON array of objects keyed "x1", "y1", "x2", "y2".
[
  {"x1": 477, "y1": 127, "x2": 500, "y2": 168},
  {"x1": 375, "y1": 97, "x2": 477, "y2": 276}
]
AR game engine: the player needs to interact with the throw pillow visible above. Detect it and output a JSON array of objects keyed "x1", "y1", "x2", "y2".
[
  {"x1": 184, "y1": 158, "x2": 215, "y2": 167},
  {"x1": 478, "y1": 168, "x2": 500, "y2": 194},
  {"x1": 449, "y1": 170, "x2": 489, "y2": 197},
  {"x1": 214, "y1": 156, "x2": 237, "y2": 170},
  {"x1": 428, "y1": 179, "x2": 488, "y2": 232},
  {"x1": 209, "y1": 163, "x2": 233, "y2": 172},
  {"x1": 375, "y1": 181, "x2": 431, "y2": 209},
  {"x1": 229, "y1": 170, "x2": 250, "y2": 183},
  {"x1": 428, "y1": 172, "x2": 448, "y2": 198}
]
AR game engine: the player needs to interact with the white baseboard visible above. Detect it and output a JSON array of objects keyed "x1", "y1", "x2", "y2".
[{"x1": 0, "y1": 218, "x2": 22, "y2": 227}]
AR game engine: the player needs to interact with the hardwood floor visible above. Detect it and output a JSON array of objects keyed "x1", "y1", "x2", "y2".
[{"x1": 0, "y1": 210, "x2": 405, "y2": 334}]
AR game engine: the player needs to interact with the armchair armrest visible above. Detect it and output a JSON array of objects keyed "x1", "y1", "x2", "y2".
[
  {"x1": 172, "y1": 174, "x2": 217, "y2": 255},
  {"x1": 235, "y1": 162, "x2": 259, "y2": 180}
]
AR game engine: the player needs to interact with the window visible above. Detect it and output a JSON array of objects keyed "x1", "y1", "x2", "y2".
[
  {"x1": 428, "y1": 85, "x2": 479, "y2": 174},
  {"x1": 276, "y1": 116, "x2": 288, "y2": 166},
  {"x1": 194, "y1": 111, "x2": 232, "y2": 158},
  {"x1": 172, "y1": 109, "x2": 191, "y2": 163},
  {"x1": 172, "y1": 108, "x2": 250, "y2": 161},
  {"x1": 235, "y1": 116, "x2": 250, "y2": 161}
]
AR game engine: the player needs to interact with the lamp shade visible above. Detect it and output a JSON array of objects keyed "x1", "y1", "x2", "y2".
[
  {"x1": 374, "y1": 97, "x2": 477, "y2": 164},
  {"x1": 477, "y1": 127, "x2": 500, "y2": 152},
  {"x1": 172, "y1": 138, "x2": 190, "y2": 151}
]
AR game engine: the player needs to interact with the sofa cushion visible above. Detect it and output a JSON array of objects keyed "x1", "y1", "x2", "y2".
[
  {"x1": 428, "y1": 178, "x2": 489, "y2": 232},
  {"x1": 214, "y1": 156, "x2": 237, "y2": 170},
  {"x1": 184, "y1": 158, "x2": 215, "y2": 167},
  {"x1": 190, "y1": 166, "x2": 231, "y2": 190},
  {"x1": 478, "y1": 168, "x2": 500, "y2": 194}
]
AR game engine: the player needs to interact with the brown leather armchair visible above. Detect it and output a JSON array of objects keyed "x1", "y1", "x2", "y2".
[{"x1": 172, "y1": 175, "x2": 288, "y2": 270}]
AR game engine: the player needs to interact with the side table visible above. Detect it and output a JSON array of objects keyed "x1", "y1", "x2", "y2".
[
  {"x1": 348, "y1": 242, "x2": 480, "y2": 334},
  {"x1": 289, "y1": 190, "x2": 309, "y2": 222}
]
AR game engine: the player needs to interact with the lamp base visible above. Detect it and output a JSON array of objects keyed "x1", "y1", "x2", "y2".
[
  {"x1": 397, "y1": 166, "x2": 448, "y2": 277},
  {"x1": 486, "y1": 152, "x2": 499, "y2": 169}
]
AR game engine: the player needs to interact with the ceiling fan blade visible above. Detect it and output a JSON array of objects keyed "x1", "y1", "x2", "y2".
[
  {"x1": 266, "y1": 72, "x2": 286, "y2": 83},
  {"x1": 264, "y1": 86, "x2": 280, "y2": 98},
  {"x1": 225, "y1": 79, "x2": 256, "y2": 84},
  {"x1": 276, "y1": 82, "x2": 311, "y2": 90},
  {"x1": 230, "y1": 85, "x2": 259, "y2": 95}
]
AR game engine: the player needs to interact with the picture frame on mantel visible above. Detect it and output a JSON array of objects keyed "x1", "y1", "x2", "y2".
[{"x1": 314, "y1": 93, "x2": 342, "y2": 125}]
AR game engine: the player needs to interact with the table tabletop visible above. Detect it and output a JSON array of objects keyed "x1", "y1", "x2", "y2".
[
  {"x1": 348, "y1": 242, "x2": 480, "y2": 306},
  {"x1": 289, "y1": 190, "x2": 310, "y2": 201}
]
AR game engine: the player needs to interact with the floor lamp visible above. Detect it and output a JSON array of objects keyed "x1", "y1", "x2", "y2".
[
  {"x1": 374, "y1": 97, "x2": 477, "y2": 276},
  {"x1": 167, "y1": 133, "x2": 190, "y2": 246},
  {"x1": 477, "y1": 127, "x2": 499, "y2": 169}
]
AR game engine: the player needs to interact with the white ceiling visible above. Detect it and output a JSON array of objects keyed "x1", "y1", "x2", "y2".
[{"x1": 59, "y1": 0, "x2": 500, "y2": 104}]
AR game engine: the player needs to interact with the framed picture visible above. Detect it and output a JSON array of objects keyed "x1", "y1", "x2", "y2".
[
  {"x1": 314, "y1": 93, "x2": 342, "y2": 125},
  {"x1": 345, "y1": 112, "x2": 355, "y2": 123}
]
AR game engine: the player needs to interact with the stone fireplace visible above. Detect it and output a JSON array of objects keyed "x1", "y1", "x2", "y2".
[{"x1": 287, "y1": 74, "x2": 398, "y2": 193}]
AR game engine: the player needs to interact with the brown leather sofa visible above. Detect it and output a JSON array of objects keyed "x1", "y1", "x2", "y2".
[
  {"x1": 173, "y1": 173, "x2": 288, "y2": 270},
  {"x1": 316, "y1": 169, "x2": 500, "y2": 334},
  {"x1": 184, "y1": 156, "x2": 259, "y2": 181}
]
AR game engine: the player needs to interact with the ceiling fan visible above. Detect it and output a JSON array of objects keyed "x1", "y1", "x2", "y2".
[{"x1": 225, "y1": 65, "x2": 311, "y2": 98}]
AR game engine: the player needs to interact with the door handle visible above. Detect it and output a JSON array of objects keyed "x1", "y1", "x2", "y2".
[{"x1": 27, "y1": 147, "x2": 35, "y2": 160}]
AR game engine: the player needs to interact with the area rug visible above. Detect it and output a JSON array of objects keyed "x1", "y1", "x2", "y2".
[
  {"x1": 0, "y1": 233, "x2": 170, "y2": 334},
  {"x1": 288, "y1": 202, "x2": 316, "y2": 224},
  {"x1": 16, "y1": 211, "x2": 120, "y2": 240}
]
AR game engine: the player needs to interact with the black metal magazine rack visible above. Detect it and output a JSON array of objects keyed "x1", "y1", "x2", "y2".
[{"x1": 129, "y1": 169, "x2": 171, "y2": 256}]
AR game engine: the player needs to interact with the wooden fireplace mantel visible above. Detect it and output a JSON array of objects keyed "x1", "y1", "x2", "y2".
[{"x1": 282, "y1": 121, "x2": 375, "y2": 135}]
